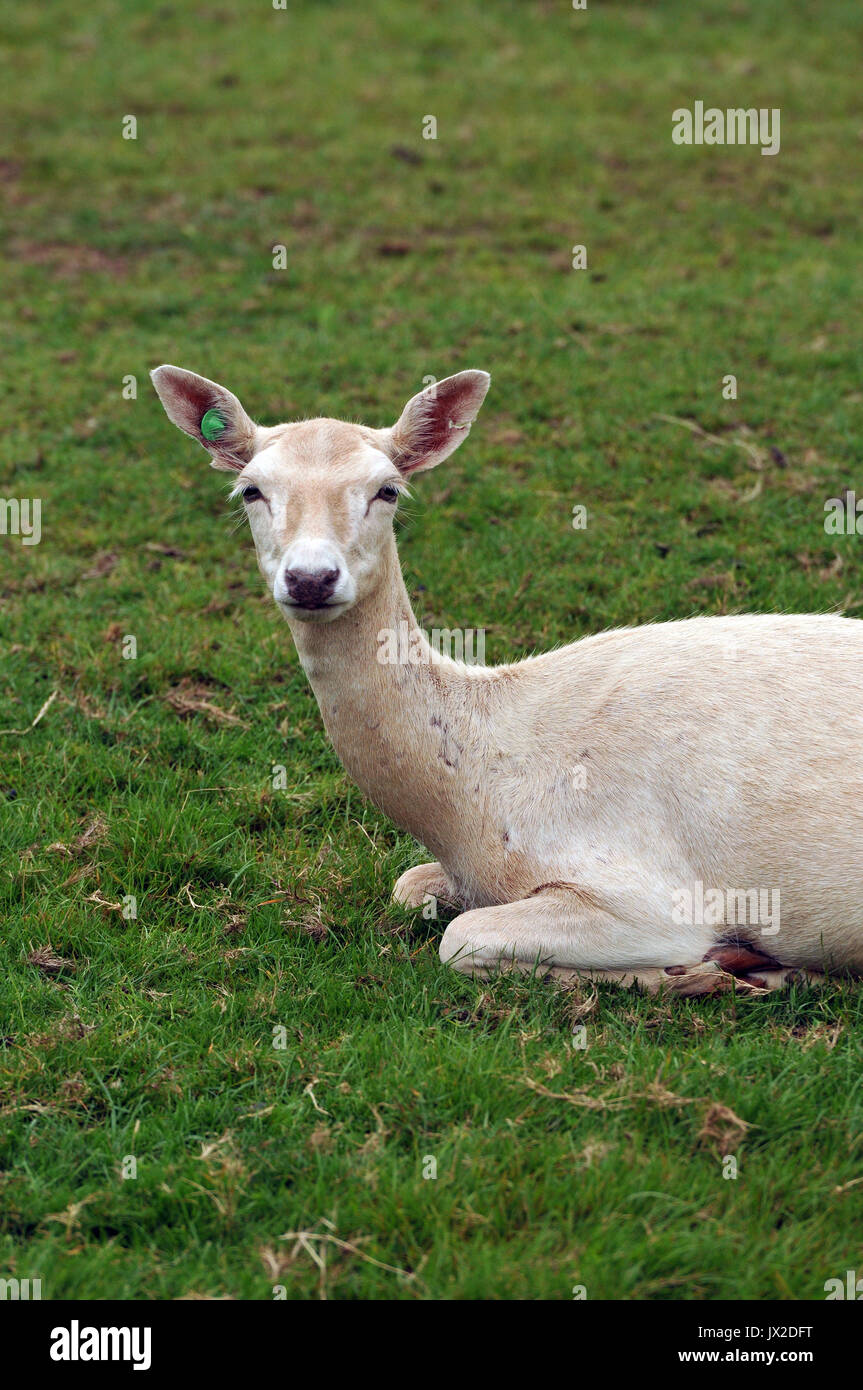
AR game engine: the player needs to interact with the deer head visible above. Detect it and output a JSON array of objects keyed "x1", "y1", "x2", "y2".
[{"x1": 151, "y1": 366, "x2": 490, "y2": 623}]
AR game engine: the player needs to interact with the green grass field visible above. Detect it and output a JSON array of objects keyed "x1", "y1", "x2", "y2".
[{"x1": 2, "y1": 0, "x2": 863, "y2": 1300}]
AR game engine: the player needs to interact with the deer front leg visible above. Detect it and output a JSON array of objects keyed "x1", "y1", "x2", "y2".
[
  {"x1": 438, "y1": 890, "x2": 776, "y2": 997},
  {"x1": 393, "y1": 861, "x2": 461, "y2": 910}
]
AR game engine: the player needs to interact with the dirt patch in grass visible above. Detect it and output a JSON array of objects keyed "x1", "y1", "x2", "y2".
[{"x1": 7, "y1": 240, "x2": 130, "y2": 277}]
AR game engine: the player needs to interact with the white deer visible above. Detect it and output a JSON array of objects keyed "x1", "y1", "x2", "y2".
[{"x1": 152, "y1": 365, "x2": 863, "y2": 996}]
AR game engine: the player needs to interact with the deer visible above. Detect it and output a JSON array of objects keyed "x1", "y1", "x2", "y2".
[{"x1": 151, "y1": 364, "x2": 863, "y2": 997}]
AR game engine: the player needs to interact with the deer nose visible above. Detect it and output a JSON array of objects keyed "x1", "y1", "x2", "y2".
[{"x1": 284, "y1": 566, "x2": 340, "y2": 608}]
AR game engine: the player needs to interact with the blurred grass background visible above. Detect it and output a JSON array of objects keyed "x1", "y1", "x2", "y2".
[{"x1": 1, "y1": 0, "x2": 862, "y2": 1299}]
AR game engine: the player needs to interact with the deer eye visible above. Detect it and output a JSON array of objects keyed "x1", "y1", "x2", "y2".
[
  {"x1": 374, "y1": 484, "x2": 399, "y2": 503},
  {"x1": 241, "y1": 486, "x2": 264, "y2": 503}
]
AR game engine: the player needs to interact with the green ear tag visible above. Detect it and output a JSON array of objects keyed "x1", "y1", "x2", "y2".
[{"x1": 200, "y1": 408, "x2": 227, "y2": 442}]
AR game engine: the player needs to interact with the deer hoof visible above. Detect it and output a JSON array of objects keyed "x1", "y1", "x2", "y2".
[{"x1": 392, "y1": 862, "x2": 458, "y2": 910}]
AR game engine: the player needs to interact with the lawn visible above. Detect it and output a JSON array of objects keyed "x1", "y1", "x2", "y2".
[{"x1": 1, "y1": 0, "x2": 862, "y2": 1300}]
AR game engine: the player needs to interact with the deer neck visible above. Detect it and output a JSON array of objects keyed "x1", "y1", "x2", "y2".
[{"x1": 286, "y1": 535, "x2": 479, "y2": 857}]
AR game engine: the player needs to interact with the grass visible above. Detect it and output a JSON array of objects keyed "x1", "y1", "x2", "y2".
[{"x1": 2, "y1": 0, "x2": 863, "y2": 1300}]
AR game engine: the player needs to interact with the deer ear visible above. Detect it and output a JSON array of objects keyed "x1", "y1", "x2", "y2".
[
  {"x1": 150, "y1": 365, "x2": 259, "y2": 472},
  {"x1": 385, "y1": 370, "x2": 490, "y2": 475}
]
